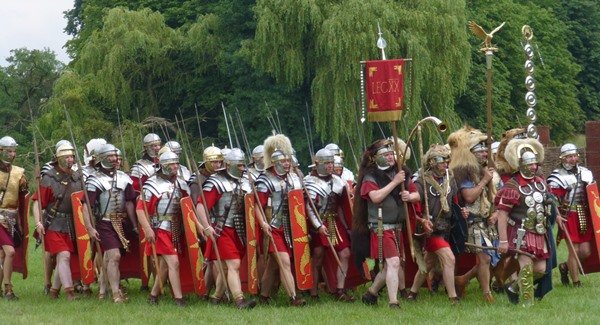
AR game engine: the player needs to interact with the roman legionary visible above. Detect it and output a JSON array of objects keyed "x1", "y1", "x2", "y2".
[
  {"x1": 196, "y1": 148, "x2": 256, "y2": 309},
  {"x1": 305, "y1": 148, "x2": 354, "y2": 301},
  {"x1": 82, "y1": 138, "x2": 107, "y2": 179},
  {"x1": 406, "y1": 144, "x2": 459, "y2": 304},
  {"x1": 354, "y1": 138, "x2": 420, "y2": 309},
  {"x1": 189, "y1": 144, "x2": 223, "y2": 299},
  {"x1": 325, "y1": 143, "x2": 355, "y2": 184},
  {"x1": 496, "y1": 138, "x2": 555, "y2": 305},
  {"x1": 83, "y1": 144, "x2": 138, "y2": 303},
  {"x1": 548, "y1": 143, "x2": 595, "y2": 287},
  {"x1": 131, "y1": 133, "x2": 161, "y2": 193},
  {"x1": 448, "y1": 126, "x2": 499, "y2": 303},
  {"x1": 33, "y1": 143, "x2": 84, "y2": 300},
  {"x1": 247, "y1": 145, "x2": 265, "y2": 181},
  {"x1": 0, "y1": 136, "x2": 28, "y2": 300},
  {"x1": 255, "y1": 134, "x2": 306, "y2": 306},
  {"x1": 137, "y1": 151, "x2": 191, "y2": 307},
  {"x1": 163, "y1": 141, "x2": 191, "y2": 181}
]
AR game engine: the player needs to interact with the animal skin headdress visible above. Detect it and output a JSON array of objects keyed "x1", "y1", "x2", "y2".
[
  {"x1": 495, "y1": 128, "x2": 527, "y2": 175},
  {"x1": 447, "y1": 125, "x2": 487, "y2": 181},
  {"x1": 504, "y1": 138, "x2": 544, "y2": 171},
  {"x1": 263, "y1": 134, "x2": 293, "y2": 169}
]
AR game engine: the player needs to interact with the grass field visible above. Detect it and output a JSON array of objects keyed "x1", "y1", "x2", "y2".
[{"x1": 2, "y1": 233, "x2": 600, "y2": 325}]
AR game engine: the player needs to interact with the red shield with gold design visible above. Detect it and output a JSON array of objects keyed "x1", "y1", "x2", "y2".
[
  {"x1": 180, "y1": 196, "x2": 206, "y2": 295},
  {"x1": 241, "y1": 193, "x2": 259, "y2": 294},
  {"x1": 13, "y1": 193, "x2": 30, "y2": 278},
  {"x1": 288, "y1": 189, "x2": 313, "y2": 290},
  {"x1": 71, "y1": 191, "x2": 96, "y2": 285},
  {"x1": 583, "y1": 183, "x2": 600, "y2": 273}
]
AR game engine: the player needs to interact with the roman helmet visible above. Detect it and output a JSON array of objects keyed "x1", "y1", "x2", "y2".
[
  {"x1": 56, "y1": 143, "x2": 76, "y2": 170},
  {"x1": 159, "y1": 151, "x2": 179, "y2": 177},
  {"x1": 225, "y1": 148, "x2": 246, "y2": 179},
  {"x1": 0, "y1": 136, "x2": 18, "y2": 164},
  {"x1": 143, "y1": 133, "x2": 161, "y2": 158},
  {"x1": 251, "y1": 145, "x2": 265, "y2": 171},
  {"x1": 96, "y1": 143, "x2": 119, "y2": 170},
  {"x1": 202, "y1": 144, "x2": 224, "y2": 173},
  {"x1": 314, "y1": 148, "x2": 335, "y2": 177}
]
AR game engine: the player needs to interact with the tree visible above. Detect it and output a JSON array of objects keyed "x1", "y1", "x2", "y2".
[{"x1": 249, "y1": 0, "x2": 472, "y2": 146}]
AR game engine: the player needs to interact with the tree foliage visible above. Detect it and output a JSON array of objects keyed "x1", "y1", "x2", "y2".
[{"x1": 250, "y1": 0, "x2": 471, "y2": 146}]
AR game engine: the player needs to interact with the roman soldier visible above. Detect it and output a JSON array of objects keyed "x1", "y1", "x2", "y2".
[
  {"x1": 189, "y1": 144, "x2": 223, "y2": 298},
  {"x1": 83, "y1": 144, "x2": 138, "y2": 303},
  {"x1": 82, "y1": 138, "x2": 107, "y2": 180},
  {"x1": 196, "y1": 148, "x2": 256, "y2": 309},
  {"x1": 33, "y1": 143, "x2": 84, "y2": 300},
  {"x1": 163, "y1": 141, "x2": 191, "y2": 181},
  {"x1": 496, "y1": 138, "x2": 555, "y2": 306},
  {"x1": 548, "y1": 143, "x2": 595, "y2": 287},
  {"x1": 325, "y1": 143, "x2": 355, "y2": 184},
  {"x1": 255, "y1": 134, "x2": 306, "y2": 306},
  {"x1": 354, "y1": 138, "x2": 420, "y2": 309},
  {"x1": 407, "y1": 144, "x2": 459, "y2": 304},
  {"x1": 131, "y1": 133, "x2": 161, "y2": 193},
  {"x1": 137, "y1": 151, "x2": 191, "y2": 307},
  {"x1": 247, "y1": 145, "x2": 265, "y2": 181},
  {"x1": 448, "y1": 126, "x2": 499, "y2": 303},
  {"x1": 305, "y1": 148, "x2": 354, "y2": 301},
  {"x1": 0, "y1": 136, "x2": 28, "y2": 300}
]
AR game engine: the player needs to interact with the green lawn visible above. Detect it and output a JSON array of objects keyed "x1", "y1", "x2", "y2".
[{"x1": 3, "y1": 235, "x2": 600, "y2": 324}]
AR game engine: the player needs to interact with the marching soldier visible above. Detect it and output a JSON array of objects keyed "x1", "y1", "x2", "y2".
[
  {"x1": 33, "y1": 143, "x2": 84, "y2": 300},
  {"x1": 83, "y1": 144, "x2": 138, "y2": 303},
  {"x1": 255, "y1": 134, "x2": 307, "y2": 306},
  {"x1": 548, "y1": 143, "x2": 595, "y2": 287},
  {"x1": 448, "y1": 126, "x2": 499, "y2": 303},
  {"x1": 137, "y1": 151, "x2": 191, "y2": 307},
  {"x1": 189, "y1": 144, "x2": 223, "y2": 299},
  {"x1": 196, "y1": 148, "x2": 256, "y2": 309},
  {"x1": 163, "y1": 141, "x2": 191, "y2": 181},
  {"x1": 131, "y1": 133, "x2": 161, "y2": 193},
  {"x1": 407, "y1": 144, "x2": 459, "y2": 304},
  {"x1": 496, "y1": 138, "x2": 554, "y2": 306},
  {"x1": 355, "y1": 138, "x2": 420, "y2": 309},
  {"x1": 247, "y1": 145, "x2": 265, "y2": 181},
  {"x1": 0, "y1": 136, "x2": 28, "y2": 300},
  {"x1": 305, "y1": 148, "x2": 354, "y2": 301}
]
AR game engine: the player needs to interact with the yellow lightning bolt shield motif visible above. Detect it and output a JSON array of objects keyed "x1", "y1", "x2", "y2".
[
  {"x1": 288, "y1": 189, "x2": 313, "y2": 290},
  {"x1": 245, "y1": 194, "x2": 258, "y2": 294},
  {"x1": 181, "y1": 197, "x2": 206, "y2": 295},
  {"x1": 71, "y1": 191, "x2": 95, "y2": 284}
]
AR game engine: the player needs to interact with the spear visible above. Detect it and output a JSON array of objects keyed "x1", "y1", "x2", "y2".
[
  {"x1": 345, "y1": 131, "x2": 360, "y2": 172},
  {"x1": 221, "y1": 102, "x2": 234, "y2": 149},
  {"x1": 26, "y1": 93, "x2": 44, "y2": 250},
  {"x1": 234, "y1": 106, "x2": 252, "y2": 158},
  {"x1": 302, "y1": 117, "x2": 314, "y2": 158},
  {"x1": 228, "y1": 112, "x2": 241, "y2": 149},
  {"x1": 194, "y1": 103, "x2": 206, "y2": 150},
  {"x1": 115, "y1": 106, "x2": 130, "y2": 171}
]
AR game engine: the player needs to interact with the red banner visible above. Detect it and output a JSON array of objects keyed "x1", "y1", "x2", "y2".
[
  {"x1": 71, "y1": 191, "x2": 96, "y2": 285},
  {"x1": 288, "y1": 189, "x2": 314, "y2": 291},
  {"x1": 180, "y1": 196, "x2": 207, "y2": 295},
  {"x1": 364, "y1": 59, "x2": 405, "y2": 122}
]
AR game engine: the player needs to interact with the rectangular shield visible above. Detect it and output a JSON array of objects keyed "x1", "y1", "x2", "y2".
[
  {"x1": 180, "y1": 196, "x2": 206, "y2": 295},
  {"x1": 243, "y1": 193, "x2": 259, "y2": 294},
  {"x1": 13, "y1": 193, "x2": 30, "y2": 278},
  {"x1": 71, "y1": 191, "x2": 96, "y2": 285},
  {"x1": 583, "y1": 183, "x2": 600, "y2": 273},
  {"x1": 288, "y1": 189, "x2": 314, "y2": 291}
]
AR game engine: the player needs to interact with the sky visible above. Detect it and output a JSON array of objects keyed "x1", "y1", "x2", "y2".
[{"x1": 0, "y1": 0, "x2": 73, "y2": 66}]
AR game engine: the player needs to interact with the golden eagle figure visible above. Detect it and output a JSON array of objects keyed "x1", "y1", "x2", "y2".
[{"x1": 468, "y1": 21, "x2": 506, "y2": 50}]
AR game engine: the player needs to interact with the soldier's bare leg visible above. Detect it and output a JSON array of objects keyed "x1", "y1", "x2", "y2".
[
  {"x1": 1, "y1": 245, "x2": 15, "y2": 289},
  {"x1": 476, "y1": 252, "x2": 493, "y2": 301},
  {"x1": 44, "y1": 251, "x2": 56, "y2": 293},
  {"x1": 163, "y1": 254, "x2": 182, "y2": 299},
  {"x1": 436, "y1": 247, "x2": 457, "y2": 299},
  {"x1": 385, "y1": 256, "x2": 400, "y2": 305},
  {"x1": 569, "y1": 242, "x2": 591, "y2": 284},
  {"x1": 336, "y1": 247, "x2": 350, "y2": 290},
  {"x1": 105, "y1": 249, "x2": 122, "y2": 297},
  {"x1": 276, "y1": 251, "x2": 295, "y2": 298},
  {"x1": 310, "y1": 246, "x2": 325, "y2": 297}
]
